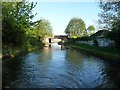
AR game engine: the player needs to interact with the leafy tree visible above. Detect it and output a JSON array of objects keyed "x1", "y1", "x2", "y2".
[
  {"x1": 65, "y1": 17, "x2": 86, "y2": 38},
  {"x1": 2, "y1": 2, "x2": 37, "y2": 46},
  {"x1": 35, "y1": 19, "x2": 53, "y2": 41},
  {"x1": 98, "y1": 1, "x2": 120, "y2": 47},
  {"x1": 87, "y1": 25, "x2": 95, "y2": 36}
]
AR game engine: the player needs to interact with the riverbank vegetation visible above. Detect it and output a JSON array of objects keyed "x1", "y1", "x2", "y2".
[
  {"x1": 2, "y1": 2, "x2": 53, "y2": 59},
  {"x1": 65, "y1": 40, "x2": 120, "y2": 62}
]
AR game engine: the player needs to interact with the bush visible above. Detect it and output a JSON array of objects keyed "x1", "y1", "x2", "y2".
[{"x1": 76, "y1": 36, "x2": 92, "y2": 41}]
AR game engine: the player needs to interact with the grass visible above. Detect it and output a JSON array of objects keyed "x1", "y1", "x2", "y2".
[{"x1": 65, "y1": 41, "x2": 120, "y2": 62}]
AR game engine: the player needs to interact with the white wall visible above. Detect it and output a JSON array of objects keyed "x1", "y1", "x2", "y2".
[{"x1": 76, "y1": 38, "x2": 115, "y2": 47}]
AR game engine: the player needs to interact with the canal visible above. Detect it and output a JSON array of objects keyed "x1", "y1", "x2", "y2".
[{"x1": 2, "y1": 43, "x2": 120, "y2": 88}]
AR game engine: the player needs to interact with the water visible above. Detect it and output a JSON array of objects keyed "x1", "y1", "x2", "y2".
[{"x1": 2, "y1": 43, "x2": 120, "y2": 88}]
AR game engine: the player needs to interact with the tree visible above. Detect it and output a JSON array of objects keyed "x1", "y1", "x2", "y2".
[
  {"x1": 35, "y1": 19, "x2": 53, "y2": 41},
  {"x1": 98, "y1": 1, "x2": 120, "y2": 30},
  {"x1": 65, "y1": 17, "x2": 86, "y2": 38},
  {"x1": 2, "y1": 2, "x2": 37, "y2": 46},
  {"x1": 87, "y1": 25, "x2": 95, "y2": 36},
  {"x1": 98, "y1": 1, "x2": 120, "y2": 47}
]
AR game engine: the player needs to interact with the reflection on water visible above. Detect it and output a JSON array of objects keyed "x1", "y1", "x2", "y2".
[{"x1": 2, "y1": 43, "x2": 120, "y2": 88}]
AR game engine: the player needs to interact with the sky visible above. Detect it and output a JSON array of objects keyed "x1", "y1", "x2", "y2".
[{"x1": 31, "y1": 2, "x2": 101, "y2": 35}]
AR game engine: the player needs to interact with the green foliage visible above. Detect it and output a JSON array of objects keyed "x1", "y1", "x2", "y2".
[
  {"x1": 2, "y1": 2, "x2": 37, "y2": 46},
  {"x1": 76, "y1": 36, "x2": 92, "y2": 41},
  {"x1": 2, "y1": 2, "x2": 54, "y2": 55},
  {"x1": 23, "y1": 27, "x2": 44, "y2": 51},
  {"x1": 34, "y1": 19, "x2": 53, "y2": 41},
  {"x1": 71, "y1": 36, "x2": 77, "y2": 39},
  {"x1": 87, "y1": 25, "x2": 95, "y2": 30},
  {"x1": 2, "y1": 2, "x2": 53, "y2": 52},
  {"x1": 87, "y1": 25, "x2": 95, "y2": 36},
  {"x1": 65, "y1": 17, "x2": 86, "y2": 38}
]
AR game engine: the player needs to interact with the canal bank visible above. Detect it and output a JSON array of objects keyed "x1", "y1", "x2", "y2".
[
  {"x1": 2, "y1": 44, "x2": 43, "y2": 60},
  {"x1": 65, "y1": 42, "x2": 120, "y2": 63}
]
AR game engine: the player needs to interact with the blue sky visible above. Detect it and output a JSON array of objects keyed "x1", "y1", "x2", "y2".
[{"x1": 31, "y1": 2, "x2": 101, "y2": 35}]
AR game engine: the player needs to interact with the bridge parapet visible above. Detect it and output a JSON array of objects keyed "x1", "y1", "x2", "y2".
[{"x1": 54, "y1": 35, "x2": 68, "y2": 39}]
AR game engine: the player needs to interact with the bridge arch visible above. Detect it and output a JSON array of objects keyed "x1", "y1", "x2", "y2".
[{"x1": 53, "y1": 35, "x2": 68, "y2": 43}]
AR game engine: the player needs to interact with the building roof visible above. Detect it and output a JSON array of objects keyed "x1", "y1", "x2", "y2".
[{"x1": 90, "y1": 30, "x2": 109, "y2": 38}]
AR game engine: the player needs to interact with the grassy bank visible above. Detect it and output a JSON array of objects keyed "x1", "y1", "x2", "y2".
[
  {"x1": 2, "y1": 43, "x2": 44, "y2": 60},
  {"x1": 65, "y1": 42, "x2": 120, "y2": 63},
  {"x1": 2, "y1": 44, "x2": 22, "y2": 60}
]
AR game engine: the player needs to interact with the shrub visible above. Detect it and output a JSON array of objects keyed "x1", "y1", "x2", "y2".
[{"x1": 76, "y1": 36, "x2": 92, "y2": 41}]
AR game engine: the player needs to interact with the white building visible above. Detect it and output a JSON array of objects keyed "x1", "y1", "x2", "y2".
[{"x1": 76, "y1": 30, "x2": 115, "y2": 47}]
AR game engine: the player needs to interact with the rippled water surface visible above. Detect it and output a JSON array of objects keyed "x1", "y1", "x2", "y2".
[{"x1": 3, "y1": 43, "x2": 120, "y2": 88}]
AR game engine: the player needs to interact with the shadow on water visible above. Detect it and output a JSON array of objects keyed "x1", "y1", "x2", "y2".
[{"x1": 2, "y1": 43, "x2": 120, "y2": 88}]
